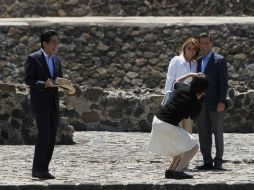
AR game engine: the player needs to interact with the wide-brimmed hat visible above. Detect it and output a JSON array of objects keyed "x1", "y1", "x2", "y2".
[{"x1": 55, "y1": 77, "x2": 76, "y2": 95}]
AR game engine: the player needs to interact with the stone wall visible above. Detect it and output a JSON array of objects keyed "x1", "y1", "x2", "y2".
[
  {"x1": 62, "y1": 85, "x2": 162, "y2": 132},
  {"x1": 1, "y1": 81, "x2": 253, "y2": 145},
  {"x1": 0, "y1": 0, "x2": 253, "y2": 17},
  {"x1": 0, "y1": 83, "x2": 74, "y2": 145},
  {"x1": 0, "y1": 23, "x2": 254, "y2": 91},
  {"x1": 63, "y1": 84, "x2": 254, "y2": 133}
]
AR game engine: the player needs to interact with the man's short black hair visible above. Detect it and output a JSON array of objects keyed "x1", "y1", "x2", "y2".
[
  {"x1": 199, "y1": 32, "x2": 213, "y2": 42},
  {"x1": 190, "y1": 75, "x2": 209, "y2": 95},
  {"x1": 40, "y1": 30, "x2": 57, "y2": 48}
]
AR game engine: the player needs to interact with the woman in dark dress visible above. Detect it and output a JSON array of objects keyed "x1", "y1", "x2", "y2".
[{"x1": 149, "y1": 73, "x2": 209, "y2": 179}]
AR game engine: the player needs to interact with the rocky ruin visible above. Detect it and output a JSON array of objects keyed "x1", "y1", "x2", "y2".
[
  {"x1": 0, "y1": 83, "x2": 74, "y2": 145},
  {"x1": 0, "y1": 23, "x2": 253, "y2": 91},
  {"x1": 0, "y1": 82, "x2": 253, "y2": 144},
  {"x1": 0, "y1": 0, "x2": 253, "y2": 17}
]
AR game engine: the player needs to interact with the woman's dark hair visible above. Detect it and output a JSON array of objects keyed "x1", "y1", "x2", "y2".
[
  {"x1": 40, "y1": 30, "x2": 57, "y2": 48},
  {"x1": 190, "y1": 75, "x2": 209, "y2": 94}
]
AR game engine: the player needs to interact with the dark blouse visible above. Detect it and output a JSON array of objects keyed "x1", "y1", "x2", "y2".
[{"x1": 156, "y1": 82, "x2": 201, "y2": 126}]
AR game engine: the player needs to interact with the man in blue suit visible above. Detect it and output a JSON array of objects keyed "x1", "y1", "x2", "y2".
[
  {"x1": 24, "y1": 30, "x2": 63, "y2": 179},
  {"x1": 196, "y1": 33, "x2": 228, "y2": 170}
]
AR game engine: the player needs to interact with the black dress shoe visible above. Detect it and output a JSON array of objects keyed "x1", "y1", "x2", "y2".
[
  {"x1": 165, "y1": 170, "x2": 174, "y2": 178},
  {"x1": 213, "y1": 164, "x2": 222, "y2": 170},
  {"x1": 165, "y1": 170, "x2": 193, "y2": 179},
  {"x1": 32, "y1": 172, "x2": 55, "y2": 179},
  {"x1": 196, "y1": 163, "x2": 213, "y2": 170}
]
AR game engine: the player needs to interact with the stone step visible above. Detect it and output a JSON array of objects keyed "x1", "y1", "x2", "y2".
[
  {"x1": 0, "y1": 17, "x2": 253, "y2": 90},
  {"x1": 1, "y1": 16, "x2": 254, "y2": 26},
  {"x1": 0, "y1": 183, "x2": 253, "y2": 189},
  {"x1": 1, "y1": 0, "x2": 254, "y2": 17}
]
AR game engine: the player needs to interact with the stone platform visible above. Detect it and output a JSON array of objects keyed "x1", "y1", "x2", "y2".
[
  {"x1": 0, "y1": 131, "x2": 253, "y2": 189},
  {"x1": 1, "y1": 16, "x2": 254, "y2": 26}
]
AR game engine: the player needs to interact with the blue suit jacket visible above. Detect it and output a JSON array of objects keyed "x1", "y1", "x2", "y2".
[
  {"x1": 24, "y1": 50, "x2": 63, "y2": 112},
  {"x1": 197, "y1": 52, "x2": 228, "y2": 111}
]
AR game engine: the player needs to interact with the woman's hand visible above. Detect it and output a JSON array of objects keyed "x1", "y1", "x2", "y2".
[
  {"x1": 217, "y1": 102, "x2": 225, "y2": 112},
  {"x1": 176, "y1": 72, "x2": 205, "y2": 83},
  {"x1": 194, "y1": 72, "x2": 205, "y2": 77}
]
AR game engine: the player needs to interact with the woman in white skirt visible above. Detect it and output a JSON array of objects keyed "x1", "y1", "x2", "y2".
[{"x1": 148, "y1": 73, "x2": 209, "y2": 179}]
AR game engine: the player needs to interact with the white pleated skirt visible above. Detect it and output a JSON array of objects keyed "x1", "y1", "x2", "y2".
[{"x1": 148, "y1": 116, "x2": 197, "y2": 157}]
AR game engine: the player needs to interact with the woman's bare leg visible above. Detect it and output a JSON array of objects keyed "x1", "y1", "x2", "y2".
[
  {"x1": 169, "y1": 155, "x2": 182, "y2": 171},
  {"x1": 175, "y1": 144, "x2": 199, "y2": 171}
]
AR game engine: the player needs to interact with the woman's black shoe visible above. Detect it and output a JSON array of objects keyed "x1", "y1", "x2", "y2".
[
  {"x1": 165, "y1": 170, "x2": 193, "y2": 179},
  {"x1": 165, "y1": 170, "x2": 174, "y2": 178}
]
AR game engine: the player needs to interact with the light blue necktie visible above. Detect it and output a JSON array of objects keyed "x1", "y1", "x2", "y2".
[{"x1": 47, "y1": 56, "x2": 54, "y2": 78}]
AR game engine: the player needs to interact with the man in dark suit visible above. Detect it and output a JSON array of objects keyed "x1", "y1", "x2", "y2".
[
  {"x1": 196, "y1": 33, "x2": 228, "y2": 170},
  {"x1": 24, "y1": 30, "x2": 62, "y2": 179}
]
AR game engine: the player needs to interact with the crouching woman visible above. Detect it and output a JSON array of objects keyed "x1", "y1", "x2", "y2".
[{"x1": 148, "y1": 73, "x2": 209, "y2": 179}]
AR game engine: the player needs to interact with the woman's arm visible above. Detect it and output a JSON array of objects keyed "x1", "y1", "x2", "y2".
[
  {"x1": 175, "y1": 72, "x2": 204, "y2": 83},
  {"x1": 164, "y1": 57, "x2": 178, "y2": 93}
]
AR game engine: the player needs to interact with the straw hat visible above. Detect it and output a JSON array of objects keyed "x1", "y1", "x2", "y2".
[{"x1": 55, "y1": 77, "x2": 76, "y2": 95}]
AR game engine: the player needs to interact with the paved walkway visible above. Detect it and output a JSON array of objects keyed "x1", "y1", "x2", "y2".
[
  {"x1": 0, "y1": 131, "x2": 254, "y2": 188},
  {"x1": 0, "y1": 17, "x2": 254, "y2": 26}
]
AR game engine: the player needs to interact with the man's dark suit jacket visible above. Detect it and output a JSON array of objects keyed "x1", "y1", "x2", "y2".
[
  {"x1": 24, "y1": 50, "x2": 63, "y2": 112},
  {"x1": 197, "y1": 52, "x2": 228, "y2": 111}
]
